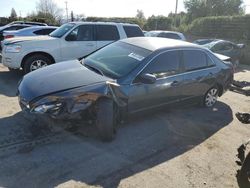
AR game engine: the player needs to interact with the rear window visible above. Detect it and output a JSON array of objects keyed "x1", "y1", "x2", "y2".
[
  {"x1": 33, "y1": 28, "x2": 56, "y2": 35},
  {"x1": 123, "y1": 25, "x2": 144, "y2": 38},
  {"x1": 158, "y1": 32, "x2": 181, "y2": 40},
  {"x1": 96, "y1": 25, "x2": 120, "y2": 41}
]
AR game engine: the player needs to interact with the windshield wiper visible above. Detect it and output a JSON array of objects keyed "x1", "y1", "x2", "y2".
[{"x1": 84, "y1": 63, "x2": 104, "y2": 76}]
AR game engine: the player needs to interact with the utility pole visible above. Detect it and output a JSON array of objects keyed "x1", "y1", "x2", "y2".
[
  {"x1": 175, "y1": 0, "x2": 179, "y2": 27},
  {"x1": 65, "y1": 1, "x2": 69, "y2": 22}
]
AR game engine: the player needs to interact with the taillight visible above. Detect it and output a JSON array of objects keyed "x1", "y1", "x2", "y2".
[{"x1": 4, "y1": 35, "x2": 14, "y2": 39}]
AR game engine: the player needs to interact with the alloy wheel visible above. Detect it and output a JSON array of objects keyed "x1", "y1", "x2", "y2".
[
  {"x1": 205, "y1": 88, "x2": 218, "y2": 107},
  {"x1": 30, "y1": 60, "x2": 48, "y2": 72}
]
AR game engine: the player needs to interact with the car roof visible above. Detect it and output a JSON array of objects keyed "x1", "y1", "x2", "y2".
[
  {"x1": 8, "y1": 21, "x2": 47, "y2": 26},
  {"x1": 68, "y1": 21, "x2": 140, "y2": 26},
  {"x1": 0, "y1": 24, "x2": 32, "y2": 30},
  {"x1": 17, "y1": 26, "x2": 58, "y2": 31},
  {"x1": 121, "y1": 37, "x2": 199, "y2": 51}
]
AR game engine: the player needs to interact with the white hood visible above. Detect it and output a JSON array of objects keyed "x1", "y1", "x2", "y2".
[{"x1": 3, "y1": 35, "x2": 56, "y2": 45}]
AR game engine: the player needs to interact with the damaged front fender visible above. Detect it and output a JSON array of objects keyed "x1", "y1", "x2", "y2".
[{"x1": 29, "y1": 81, "x2": 129, "y2": 119}]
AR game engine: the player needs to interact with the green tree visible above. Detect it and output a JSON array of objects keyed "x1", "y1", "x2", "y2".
[
  {"x1": 144, "y1": 15, "x2": 173, "y2": 30},
  {"x1": 9, "y1": 8, "x2": 17, "y2": 21},
  {"x1": 184, "y1": 0, "x2": 244, "y2": 21}
]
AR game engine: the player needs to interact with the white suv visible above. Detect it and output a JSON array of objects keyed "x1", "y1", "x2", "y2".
[{"x1": 2, "y1": 22, "x2": 143, "y2": 73}]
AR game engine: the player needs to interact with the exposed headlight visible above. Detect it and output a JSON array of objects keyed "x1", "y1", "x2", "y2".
[
  {"x1": 33, "y1": 103, "x2": 62, "y2": 114},
  {"x1": 5, "y1": 44, "x2": 22, "y2": 53}
]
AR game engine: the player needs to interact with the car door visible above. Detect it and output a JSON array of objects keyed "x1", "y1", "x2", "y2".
[
  {"x1": 96, "y1": 25, "x2": 120, "y2": 50},
  {"x1": 128, "y1": 50, "x2": 184, "y2": 113},
  {"x1": 60, "y1": 24, "x2": 96, "y2": 61},
  {"x1": 181, "y1": 49, "x2": 217, "y2": 101}
]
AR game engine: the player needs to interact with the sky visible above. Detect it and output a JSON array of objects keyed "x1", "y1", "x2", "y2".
[{"x1": 0, "y1": 0, "x2": 250, "y2": 18}]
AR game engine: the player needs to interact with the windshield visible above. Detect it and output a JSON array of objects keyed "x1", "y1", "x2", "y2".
[
  {"x1": 84, "y1": 41, "x2": 152, "y2": 79},
  {"x1": 49, "y1": 23, "x2": 75, "y2": 38},
  {"x1": 202, "y1": 41, "x2": 217, "y2": 49}
]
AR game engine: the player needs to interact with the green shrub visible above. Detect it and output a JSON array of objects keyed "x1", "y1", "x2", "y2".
[{"x1": 187, "y1": 15, "x2": 250, "y2": 41}]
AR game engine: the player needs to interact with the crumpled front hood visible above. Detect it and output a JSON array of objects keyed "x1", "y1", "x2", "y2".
[
  {"x1": 3, "y1": 35, "x2": 56, "y2": 45},
  {"x1": 18, "y1": 60, "x2": 114, "y2": 102}
]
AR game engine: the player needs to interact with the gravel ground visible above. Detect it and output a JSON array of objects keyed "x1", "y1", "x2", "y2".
[{"x1": 0, "y1": 64, "x2": 249, "y2": 188}]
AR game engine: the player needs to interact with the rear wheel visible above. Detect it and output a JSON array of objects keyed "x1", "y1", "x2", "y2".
[
  {"x1": 23, "y1": 54, "x2": 52, "y2": 74},
  {"x1": 203, "y1": 86, "x2": 219, "y2": 107},
  {"x1": 96, "y1": 98, "x2": 117, "y2": 142}
]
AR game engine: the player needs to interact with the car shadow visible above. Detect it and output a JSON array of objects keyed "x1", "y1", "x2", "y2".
[
  {"x1": 0, "y1": 102, "x2": 233, "y2": 188},
  {"x1": 0, "y1": 66, "x2": 23, "y2": 97}
]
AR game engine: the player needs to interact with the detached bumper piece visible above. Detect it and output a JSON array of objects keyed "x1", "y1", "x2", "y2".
[
  {"x1": 236, "y1": 113, "x2": 250, "y2": 124},
  {"x1": 230, "y1": 80, "x2": 250, "y2": 96},
  {"x1": 236, "y1": 140, "x2": 250, "y2": 188}
]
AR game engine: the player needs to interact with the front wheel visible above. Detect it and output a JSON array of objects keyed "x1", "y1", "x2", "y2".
[
  {"x1": 96, "y1": 99, "x2": 116, "y2": 142},
  {"x1": 203, "y1": 87, "x2": 219, "y2": 107},
  {"x1": 23, "y1": 54, "x2": 52, "y2": 74}
]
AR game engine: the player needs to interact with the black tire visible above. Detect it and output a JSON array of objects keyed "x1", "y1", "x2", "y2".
[
  {"x1": 96, "y1": 98, "x2": 116, "y2": 142},
  {"x1": 23, "y1": 54, "x2": 52, "y2": 74},
  {"x1": 203, "y1": 86, "x2": 219, "y2": 108}
]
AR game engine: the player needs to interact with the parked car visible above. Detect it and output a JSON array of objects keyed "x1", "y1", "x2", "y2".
[
  {"x1": 193, "y1": 39, "x2": 218, "y2": 45},
  {"x1": 145, "y1": 30, "x2": 186, "y2": 41},
  {"x1": 6, "y1": 21, "x2": 47, "y2": 26},
  {"x1": 2, "y1": 22, "x2": 144, "y2": 73},
  {"x1": 0, "y1": 24, "x2": 32, "y2": 41},
  {"x1": 201, "y1": 40, "x2": 245, "y2": 67},
  {"x1": 18, "y1": 37, "x2": 234, "y2": 141},
  {"x1": 3, "y1": 26, "x2": 58, "y2": 39}
]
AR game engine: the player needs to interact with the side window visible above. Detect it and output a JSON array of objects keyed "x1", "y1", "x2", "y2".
[
  {"x1": 33, "y1": 29, "x2": 44, "y2": 35},
  {"x1": 96, "y1": 25, "x2": 120, "y2": 41},
  {"x1": 207, "y1": 55, "x2": 215, "y2": 67},
  {"x1": 16, "y1": 26, "x2": 29, "y2": 30},
  {"x1": 143, "y1": 51, "x2": 180, "y2": 78},
  {"x1": 4, "y1": 26, "x2": 17, "y2": 31},
  {"x1": 34, "y1": 29, "x2": 55, "y2": 35},
  {"x1": 43, "y1": 28, "x2": 56, "y2": 35},
  {"x1": 183, "y1": 50, "x2": 208, "y2": 71},
  {"x1": 123, "y1": 26, "x2": 144, "y2": 37},
  {"x1": 66, "y1": 25, "x2": 93, "y2": 41}
]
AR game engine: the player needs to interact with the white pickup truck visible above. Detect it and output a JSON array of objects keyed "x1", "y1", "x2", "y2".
[{"x1": 2, "y1": 22, "x2": 144, "y2": 73}]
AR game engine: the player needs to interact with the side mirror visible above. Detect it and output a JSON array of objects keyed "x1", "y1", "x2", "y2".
[
  {"x1": 65, "y1": 34, "x2": 77, "y2": 41},
  {"x1": 138, "y1": 73, "x2": 156, "y2": 84}
]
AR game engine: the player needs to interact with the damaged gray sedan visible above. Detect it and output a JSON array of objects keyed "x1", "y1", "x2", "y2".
[{"x1": 18, "y1": 37, "x2": 233, "y2": 141}]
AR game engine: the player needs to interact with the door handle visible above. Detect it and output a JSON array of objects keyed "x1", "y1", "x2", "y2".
[{"x1": 171, "y1": 81, "x2": 179, "y2": 86}]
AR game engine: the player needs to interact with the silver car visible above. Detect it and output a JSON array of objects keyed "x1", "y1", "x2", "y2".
[
  {"x1": 145, "y1": 30, "x2": 186, "y2": 41},
  {"x1": 3, "y1": 26, "x2": 58, "y2": 39}
]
